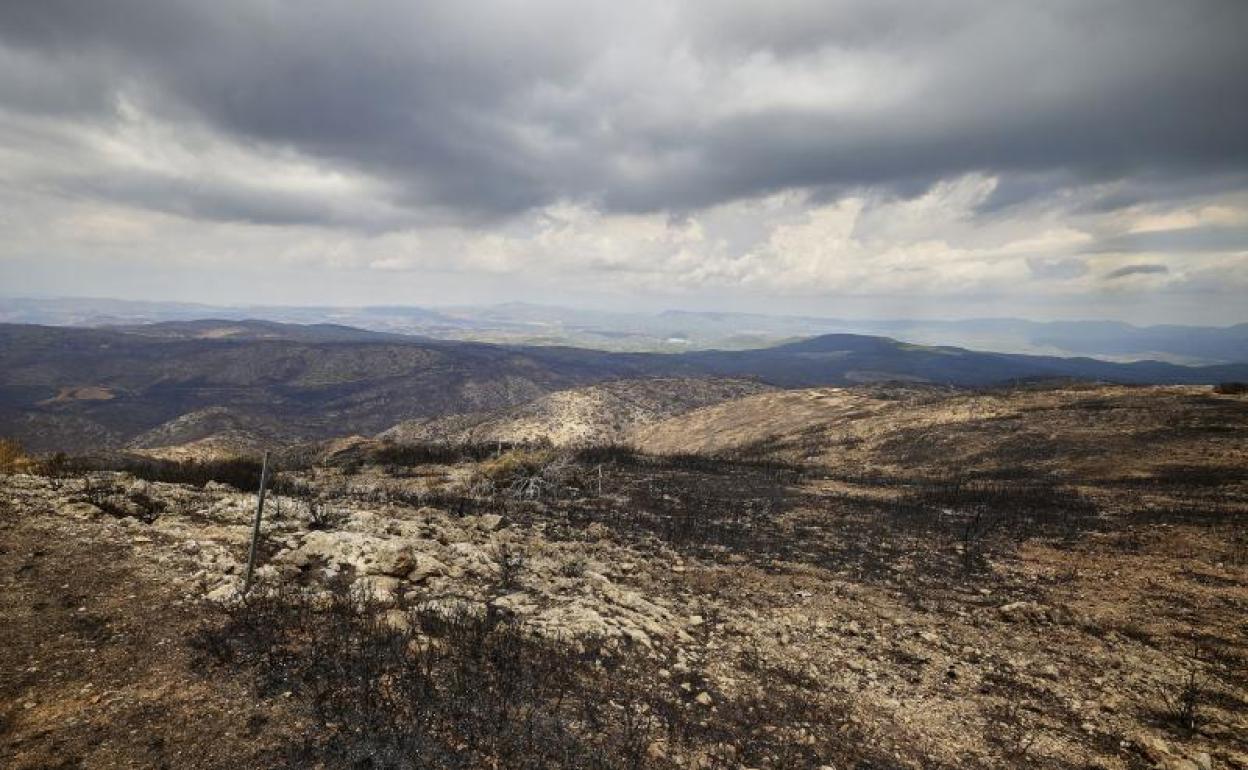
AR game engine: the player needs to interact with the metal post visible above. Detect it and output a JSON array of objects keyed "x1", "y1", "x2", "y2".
[{"x1": 243, "y1": 450, "x2": 271, "y2": 593}]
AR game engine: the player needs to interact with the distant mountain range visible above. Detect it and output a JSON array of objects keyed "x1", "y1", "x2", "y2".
[
  {"x1": 3, "y1": 296, "x2": 1247, "y2": 364},
  {"x1": 2, "y1": 319, "x2": 1246, "y2": 453}
]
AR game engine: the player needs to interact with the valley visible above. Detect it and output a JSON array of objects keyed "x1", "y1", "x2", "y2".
[
  {"x1": 4, "y1": 3, "x2": 1246, "y2": 768},
  {"x1": 3, "y1": 321, "x2": 1246, "y2": 454}
]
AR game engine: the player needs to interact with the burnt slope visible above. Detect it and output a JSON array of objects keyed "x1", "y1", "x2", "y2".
[
  {"x1": 0, "y1": 324, "x2": 686, "y2": 451},
  {"x1": 1, "y1": 323, "x2": 1245, "y2": 452}
]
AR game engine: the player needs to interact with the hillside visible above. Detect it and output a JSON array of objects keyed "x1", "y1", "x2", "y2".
[
  {"x1": 124, "y1": 407, "x2": 297, "y2": 457},
  {"x1": 108, "y1": 319, "x2": 419, "y2": 343},
  {"x1": 0, "y1": 323, "x2": 684, "y2": 452},
  {"x1": 632, "y1": 383, "x2": 1248, "y2": 482},
  {"x1": 2, "y1": 321, "x2": 1246, "y2": 453},
  {"x1": 2, "y1": 382, "x2": 1245, "y2": 768},
  {"x1": 681, "y1": 334, "x2": 1248, "y2": 388},
  {"x1": 380, "y1": 378, "x2": 775, "y2": 446},
  {"x1": 9, "y1": 298, "x2": 1248, "y2": 363}
]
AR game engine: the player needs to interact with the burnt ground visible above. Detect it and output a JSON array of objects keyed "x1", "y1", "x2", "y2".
[
  {"x1": 0, "y1": 502, "x2": 302, "y2": 769},
  {"x1": 0, "y1": 384, "x2": 1245, "y2": 769}
]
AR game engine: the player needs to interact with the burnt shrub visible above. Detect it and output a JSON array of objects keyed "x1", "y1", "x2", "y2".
[
  {"x1": 555, "y1": 458, "x2": 803, "y2": 563},
  {"x1": 650, "y1": 452, "x2": 728, "y2": 474},
  {"x1": 69, "y1": 456, "x2": 271, "y2": 492},
  {"x1": 367, "y1": 440, "x2": 538, "y2": 468},
  {"x1": 902, "y1": 477, "x2": 1098, "y2": 542},
  {"x1": 849, "y1": 477, "x2": 1106, "y2": 579},
  {"x1": 570, "y1": 443, "x2": 642, "y2": 467},
  {"x1": 494, "y1": 543, "x2": 526, "y2": 590},
  {"x1": 36, "y1": 451, "x2": 72, "y2": 479},
  {"x1": 1141, "y1": 464, "x2": 1248, "y2": 488},
  {"x1": 305, "y1": 498, "x2": 348, "y2": 531},
  {"x1": 479, "y1": 448, "x2": 576, "y2": 501},
  {"x1": 618, "y1": 470, "x2": 790, "y2": 553},
  {"x1": 1213, "y1": 381, "x2": 1248, "y2": 395},
  {"x1": 45, "y1": 451, "x2": 317, "y2": 493},
  {"x1": 191, "y1": 580, "x2": 878, "y2": 769},
  {"x1": 368, "y1": 441, "x2": 475, "y2": 466},
  {"x1": 80, "y1": 475, "x2": 166, "y2": 524},
  {"x1": 1155, "y1": 668, "x2": 1205, "y2": 732}
]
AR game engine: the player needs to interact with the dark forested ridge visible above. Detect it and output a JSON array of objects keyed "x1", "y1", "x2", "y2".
[{"x1": 2, "y1": 321, "x2": 1245, "y2": 451}]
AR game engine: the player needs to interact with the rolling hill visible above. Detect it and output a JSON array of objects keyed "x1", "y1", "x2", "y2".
[
  {"x1": 1, "y1": 320, "x2": 1246, "y2": 452},
  {"x1": 379, "y1": 378, "x2": 775, "y2": 446},
  {"x1": 629, "y1": 382, "x2": 1248, "y2": 482},
  {"x1": 8, "y1": 297, "x2": 1248, "y2": 363}
]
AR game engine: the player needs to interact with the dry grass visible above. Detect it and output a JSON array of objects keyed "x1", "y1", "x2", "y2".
[{"x1": 0, "y1": 438, "x2": 31, "y2": 474}]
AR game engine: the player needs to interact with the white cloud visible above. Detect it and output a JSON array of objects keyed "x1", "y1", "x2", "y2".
[
  {"x1": 4, "y1": 166, "x2": 1247, "y2": 318},
  {"x1": 0, "y1": 1, "x2": 1246, "y2": 322}
]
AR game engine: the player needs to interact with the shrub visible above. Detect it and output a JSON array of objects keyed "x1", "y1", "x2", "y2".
[
  {"x1": 37, "y1": 451, "x2": 71, "y2": 478},
  {"x1": 479, "y1": 448, "x2": 580, "y2": 502},
  {"x1": 305, "y1": 498, "x2": 348, "y2": 531},
  {"x1": 1158, "y1": 668, "x2": 1204, "y2": 731},
  {"x1": 570, "y1": 443, "x2": 641, "y2": 466},
  {"x1": 1213, "y1": 381, "x2": 1248, "y2": 395},
  {"x1": 115, "y1": 456, "x2": 270, "y2": 492},
  {"x1": 367, "y1": 440, "x2": 537, "y2": 468},
  {"x1": 902, "y1": 477, "x2": 1098, "y2": 544},
  {"x1": 191, "y1": 579, "x2": 879, "y2": 769},
  {"x1": 560, "y1": 556, "x2": 589, "y2": 578},
  {"x1": 479, "y1": 447, "x2": 559, "y2": 481},
  {"x1": 494, "y1": 543, "x2": 526, "y2": 590},
  {"x1": 81, "y1": 476, "x2": 165, "y2": 524}
]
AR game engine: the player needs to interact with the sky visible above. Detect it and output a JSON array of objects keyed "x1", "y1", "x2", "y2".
[{"x1": 1, "y1": 1, "x2": 1246, "y2": 323}]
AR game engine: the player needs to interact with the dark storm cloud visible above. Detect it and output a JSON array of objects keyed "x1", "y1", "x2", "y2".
[
  {"x1": 1074, "y1": 172, "x2": 1248, "y2": 215},
  {"x1": 59, "y1": 171, "x2": 397, "y2": 231},
  {"x1": 0, "y1": 0, "x2": 1246, "y2": 225},
  {"x1": 1106, "y1": 264, "x2": 1169, "y2": 279}
]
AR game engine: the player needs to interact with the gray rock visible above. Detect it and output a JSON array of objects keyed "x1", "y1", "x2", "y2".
[
  {"x1": 406, "y1": 554, "x2": 448, "y2": 583},
  {"x1": 475, "y1": 513, "x2": 505, "y2": 532}
]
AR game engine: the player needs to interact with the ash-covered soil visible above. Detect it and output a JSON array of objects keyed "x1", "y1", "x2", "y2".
[{"x1": 1, "y1": 383, "x2": 1246, "y2": 769}]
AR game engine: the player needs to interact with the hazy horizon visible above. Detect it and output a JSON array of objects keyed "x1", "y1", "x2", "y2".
[{"x1": 4, "y1": 292, "x2": 1248, "y2": 330}]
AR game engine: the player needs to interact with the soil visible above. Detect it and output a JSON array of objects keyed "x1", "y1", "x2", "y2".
[
  {"x1": 2, "y1": 383, "x2": 1246, "y2": 769},
  {"x1": 0, "y1": 503, "x2": 300, "y2": 769}
]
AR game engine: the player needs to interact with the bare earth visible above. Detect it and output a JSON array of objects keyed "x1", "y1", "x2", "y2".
[
  {"x1": 1, "y1": 383, "x2": 1245, "y2": 769},
  {"x1": 381, "y1": 378, "x2": 776, "y2": 447}
]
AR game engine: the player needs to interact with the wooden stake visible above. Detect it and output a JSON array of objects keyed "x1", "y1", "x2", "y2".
[{"x1": 243, "y1": 450, "x2": 271, "y2": 594}]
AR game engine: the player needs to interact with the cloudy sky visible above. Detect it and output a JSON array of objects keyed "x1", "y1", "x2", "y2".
[{"x1": 1, "y1": 1, "x2": 1246, "y2": 323}]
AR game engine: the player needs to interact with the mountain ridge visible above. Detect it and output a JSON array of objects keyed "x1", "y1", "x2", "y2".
[
  {"x1": 6, "y1": 297, "x2": 1248, "y2": 362},
  {"x1": 2, "y1": 320, "x2": 1246, "y2": 453}
]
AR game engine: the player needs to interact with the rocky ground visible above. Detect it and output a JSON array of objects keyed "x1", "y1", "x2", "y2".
[
  {"x1": 380, "y1": 377, "x2": 775, "y2": 447},
  {"x1": 1, "y1": 383, "x2": 1246, "y2": 769}
]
